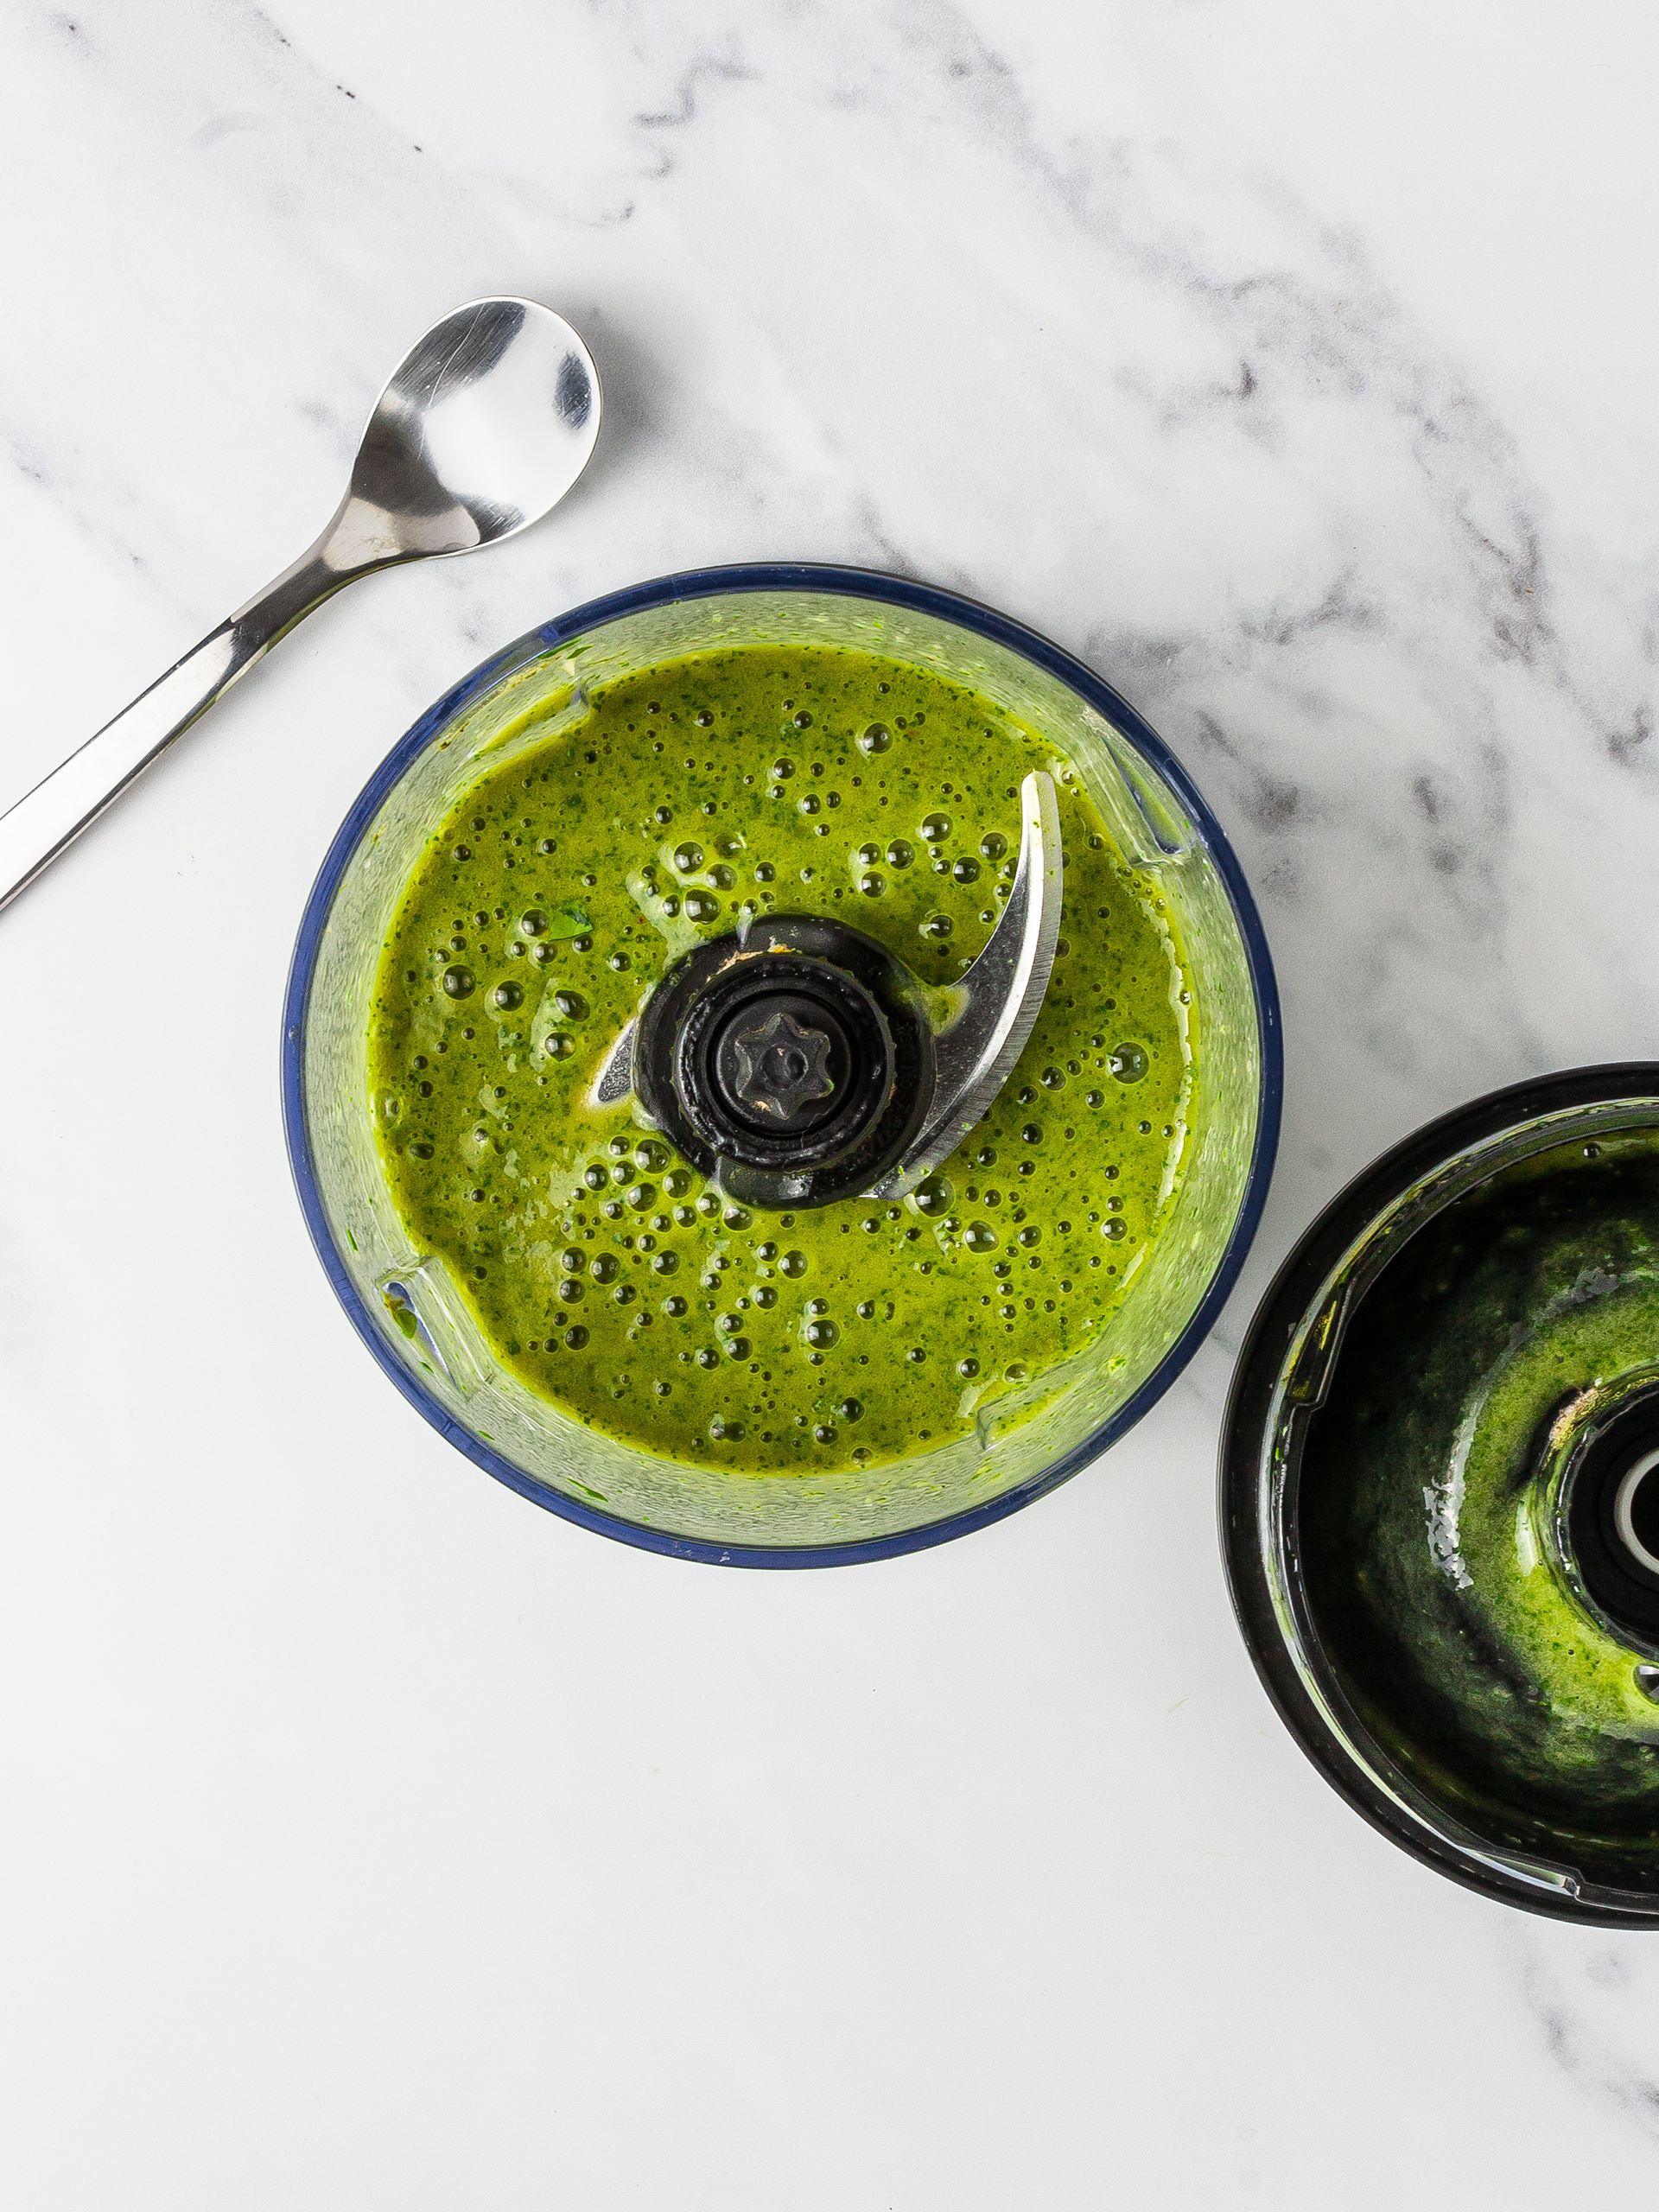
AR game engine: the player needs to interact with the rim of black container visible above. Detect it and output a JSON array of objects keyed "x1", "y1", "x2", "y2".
[
  {"x1": 1221, "y1": 1061, "x2": 1659, "y2": 1923},
  {"x1": 283, "y1": 562, "x2": 1282, "y2": 1568}
]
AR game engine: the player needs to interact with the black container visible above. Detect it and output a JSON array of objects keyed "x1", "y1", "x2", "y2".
[{"x1": 1223, "y1": 1065, "x2": 1659, "y2": 1924}]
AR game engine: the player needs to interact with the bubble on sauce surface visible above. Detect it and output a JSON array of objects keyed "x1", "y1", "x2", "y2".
[
  {"x1": 442, "y1": 965, "x2": 475, "y2": 998},
  {"x1": 1109, "y1": 1042, "x2": 1149, "y2": 1083},
  {"x1": 912, "y1": 1174, "x2": 953, "y2": 1216}
]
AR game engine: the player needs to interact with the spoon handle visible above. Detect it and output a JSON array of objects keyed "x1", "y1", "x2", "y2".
[{"x1": 0, "y1": 510, "x2": 385, "y2": 915}]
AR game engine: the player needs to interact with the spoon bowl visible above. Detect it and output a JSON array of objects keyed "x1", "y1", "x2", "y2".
[{"x1": 340, "y1": 297, "x2": 600, "y2": 560}]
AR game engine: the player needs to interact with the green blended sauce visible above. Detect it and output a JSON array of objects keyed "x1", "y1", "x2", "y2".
[
  {"x1": 1303, "y1": 1133, "x2": 1659, "y2": 1876},
  {"x1": 366, "y1": 645, "x2": 1195, "y2": 1475}
]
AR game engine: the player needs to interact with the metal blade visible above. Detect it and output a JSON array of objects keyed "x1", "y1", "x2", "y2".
[
  {"x1": 863, "y1": 769, "x2": 1062, "y2": 1200},
  {"x1": 589, "y1": 1018, "x2": 636, "y2": 1109}
]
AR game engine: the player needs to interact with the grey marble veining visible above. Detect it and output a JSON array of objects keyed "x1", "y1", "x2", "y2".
[{"x1": 1514, "y1": 1923, "x2": 1659, "y2": 2139}]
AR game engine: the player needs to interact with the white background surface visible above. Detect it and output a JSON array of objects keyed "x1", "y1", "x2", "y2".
[{"x1": 4, "y1": 3, "x2": 1659, "y2": 2203}]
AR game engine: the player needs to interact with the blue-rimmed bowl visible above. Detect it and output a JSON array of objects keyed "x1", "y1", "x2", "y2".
[{"x1": 283, "y1": 565, "x2": 1280, "y2": 1565}]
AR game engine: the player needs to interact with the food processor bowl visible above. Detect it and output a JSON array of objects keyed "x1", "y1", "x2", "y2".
[
  {"x1": 285, "y1": 565, "x2": 1279, "y2": 1565},
  {"x1": 1224, "y1": 1065, "x2": 1659, "y2": 1923}
]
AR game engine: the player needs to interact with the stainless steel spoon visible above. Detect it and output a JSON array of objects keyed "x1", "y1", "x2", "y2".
[{"x1": 0, "y1": 296, "x2": 601, "y2": 914}]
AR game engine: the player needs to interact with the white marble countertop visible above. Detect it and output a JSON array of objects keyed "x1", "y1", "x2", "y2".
[{"x1": 4, "y1": 2, "x2": 1659, "y2": 2202}]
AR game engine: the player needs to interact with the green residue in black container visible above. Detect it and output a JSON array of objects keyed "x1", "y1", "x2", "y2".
[{"x1": 1301, "y1": 1132, "x2": 1659, "y2": 1883}]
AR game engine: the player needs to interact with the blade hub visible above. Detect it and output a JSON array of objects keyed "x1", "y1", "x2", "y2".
[{"x1": 632, "y1": 916, "x2": 931, "y2": 1209}]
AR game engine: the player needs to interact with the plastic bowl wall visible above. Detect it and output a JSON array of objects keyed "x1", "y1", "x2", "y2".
[{"x1": 285, "y1": 566, "x2": 1280, "y2": 1565}]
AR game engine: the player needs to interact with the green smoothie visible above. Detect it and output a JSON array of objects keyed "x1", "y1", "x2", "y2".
[{"x1": 366, "y1": 643, "x2": 1195, "y2": 1474}]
